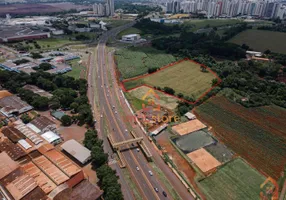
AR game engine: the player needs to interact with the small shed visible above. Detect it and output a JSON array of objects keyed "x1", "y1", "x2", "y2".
[{"x1": 184, "y1": 112, "x2": 196, "y2": 120}]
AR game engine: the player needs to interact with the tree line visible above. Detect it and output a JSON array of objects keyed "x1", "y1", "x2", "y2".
[{"x1": 83, "y1": 130, "x2": 123, "y2": 200}]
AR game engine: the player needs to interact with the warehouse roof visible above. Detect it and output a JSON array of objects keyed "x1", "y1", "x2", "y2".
[
  {"x1": 0, "y1": 95, "x2": 33, "y2": 114},
  {"x1": 14, "y1": 120, "x2": 43, "y2": 145},
  {"x1": 32, "y1": 155, "x2": 69, "y2": 185},
  {"x1": 0, "y1": 152, "x2": 19, "y2": 179},
  {"x1": 2, "y1": 127, "x2": 25, "y2": 143},
  {"x1": 61, "y1": 139, "x2": 91, "y2": 164},
  {"x1": 18, "y1": 139, "x2": 32, "y2": 150},
  {"x1": 41, "y1": 131, "x2": 60, "y2": 144},
  {"x1": 44, "y1": 149, "x2": 81, "y2": 177},
  {"x1": 0, "y1": 136, "x2": 26, "y2": 160},
  {"x1": 30, "y1": 116, "x2": 55, "y2": 131}
]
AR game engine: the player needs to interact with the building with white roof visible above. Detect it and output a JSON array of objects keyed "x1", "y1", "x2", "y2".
[
  {"x1": 18, "y1": 139, "x2": 32, "y2": 150},
  {"x1": 122, "y1": 34, "x2": 141, "y2": 42},
  {"x1": 184, "y1": 112, "x2": 196, "y2": 120},
  {"x1": 41, "y1": 131, "x2": 61, "y2": 145},
  {"x1": 61, "y1": 139, "x2": 91, "y2": 165}
]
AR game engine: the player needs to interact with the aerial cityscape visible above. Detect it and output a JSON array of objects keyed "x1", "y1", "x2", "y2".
[{"x1": 0, "y1": 0, "x2": 285, "y2": 200}]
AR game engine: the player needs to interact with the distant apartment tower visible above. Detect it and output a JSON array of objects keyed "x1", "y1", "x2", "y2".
[{"x1": 106, "y1": 0, "x2": 114, "y2": 16}]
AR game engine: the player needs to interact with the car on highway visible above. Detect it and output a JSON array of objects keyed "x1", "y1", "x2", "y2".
[
  {"x1": 148, "y1": 170, "x2": 153, "y2": 176},
  {"x1": 136, "y1": 166, "x2": 139, "y2": 171},
  {"x1": 162, "y1": 191, "x2": 167, "y2": 197},
  {"x1": 115, "y1": 111, "x2": 117, "y2": 114},
  {"x1": 136, "y1": 148, "x2": 140, "y2": 152},
  {"x1": 154, "y1": 187, "x2": 159, "y2": 192}
]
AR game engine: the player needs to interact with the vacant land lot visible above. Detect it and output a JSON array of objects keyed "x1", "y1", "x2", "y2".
[
  {"x1": 195, "y1": 96, "x2": 286, "y2": 180},
  {"x1": 65, "y1": 58, "x2": 86, "y2": 79},
  {"x1": 199, "y1": 158, "x2": 268, "y2": 200},
  {"x1": 229, "y1": 29, "x2": 286, "y2": 54},
  {"x1": 204, "y1": 143, "x2": 233, "y2": 164},
  {"x1": 115, "y1": 47, "x2": 177, "y2": 79},
  {"x1": 183, "y1": 19, "x2": 242, "y2": 31},
  {"x1": 124, "y1": 60, "x2": 215, "y2": 99},
  {"x1": 128, "y1": 86, "x2": 178, "y2": 110}
]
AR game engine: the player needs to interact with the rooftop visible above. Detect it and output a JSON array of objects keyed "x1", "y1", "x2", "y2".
[
  {"x1": 41, "y1": 131, "x2": 61, "y2": 144},
  {"x1": 2, "y1": 126, "x2": 26, "y2": 143},
  {"x1": 45, "y1": 149, "x2": 81, "y2": 177},
  {"x1": 30, "y1": 116, "x2": 55, "y2": 131},
  {"x1": 21, "y1": 161, "x2": 57, "y2": 194},
  {"x1": 0, "y1": 136, "x2": 26, "y2": 161},
  {"x1": 14, "y1": 120, "x2": 43, "y2": 145},
  {"x1": 0, "y1": 95, "x2": 33, "y2": 115},
  {"x1": 61, "y1": 139, "x2": 91, "y2": 164},
  {"x1": 23, "y1": 85, "x2": 53, "y2": 98},
  {"x1": 0, "y1": 90, "x2": 13, "y2": 99},
  {"x1": 32, "y1": 155, "x2": 69, "y2": 185},
  {"x1": 0, "y1": 25, "x2": 48, "y2": 39},
  {"x1": 68, "y1": 180, "x2": 103, "y2": 200},
  {"x1": 5, "y1": 173, "x2": 37, "y2": 200},
  {"x1": 0, "y1": 152, "x2": 19, "y2": 179}
]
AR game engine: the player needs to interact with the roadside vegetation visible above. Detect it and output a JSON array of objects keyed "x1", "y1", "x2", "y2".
[{"x1": 65, "y1": 58, "x2": 86, "y2": 79}]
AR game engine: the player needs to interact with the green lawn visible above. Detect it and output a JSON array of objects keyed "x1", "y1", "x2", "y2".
[
  {"x1": 183, "y1": 19, "x2": 243, "y2": 31},
  {"x1": 228, "y1": 29, "x2": 286, "y2": 54},
  {"x1": 104, "y1": 19, "x2": 131, "y2": 28},
  {"x1": 115, "y1": 46, "x2": 177, "y2": 79},
  {"x1": 65, "y1": 58, "x2": 86, "y2": 79},
  {"x1": 124, "y1": 60, "x2": 216, "y2": 99},
  {"x1": 198, "y1": 158, "x2": 270, "y2": 200}
]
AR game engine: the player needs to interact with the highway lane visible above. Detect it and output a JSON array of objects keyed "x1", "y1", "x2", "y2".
[
  {"x1": 90, "y1": 22, "x2": 194, "y2": 200},
  {"x1": 97, "y1": 40, "x2": 168, "y2": 200}
]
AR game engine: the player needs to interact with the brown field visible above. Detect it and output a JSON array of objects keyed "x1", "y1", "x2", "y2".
[
  {"x1": 195, "y1": 96, "x2": 286, "y2": 180},
  {"x1": 0, "y1": 3, "x2": 89, "y2": 16},
  {"x1": 0, "y1": 90, "x2": 13, "y2": 99},
  {"x1": 187, "y1": 148, "x2": 221, "y2": 173},
  {"x1": 172, "y1": 119, "x2": 207, "y2": 136}
]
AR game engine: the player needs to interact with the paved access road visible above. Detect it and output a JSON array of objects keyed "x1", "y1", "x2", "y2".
[{"x1": 88, "y1": 22, "x2": 194, "y2": 200}]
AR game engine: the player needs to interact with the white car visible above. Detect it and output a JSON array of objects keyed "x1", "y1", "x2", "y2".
[
  {"x1": 115, "y1": 111, "x2": 117, "y2": 114},
  {"x1": 136, "y1": 166, "x2": 139, "y2": 171},
  {"x1": 136, "y1": 148, "x2": 140, "y2": 152},
  {"x1": 100, "y1": 114, "x2": 103, "y2": 118},
  {"x1": 148, "y1": 170, "x2": 153, "y2": 176},
  {"x1": 125, "y1": 129, "x2": 128, "y2": 132}
]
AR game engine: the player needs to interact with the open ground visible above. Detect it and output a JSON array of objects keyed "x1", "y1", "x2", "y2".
[
  {"x1": 229, "y1": 29, "x2": 286, "y2": 54},
  {"x1": 115, "y1": 46, "x2": 177, "y2": 79},
  {"x1": 127, "y1": 85, "x2": 179, "y2": 111},
  {"x1": 198, "y1": 158, "x2": 269, "y2": 200},
  {"x1": 194, "y1": 95, "x2": 286, "y2": 180},
  {"x1": 123, "y1": 60, "x2": 217, "y2": 100},
  {"x1": 183, "y1": 19, "x2": 243, "y2": 31}
]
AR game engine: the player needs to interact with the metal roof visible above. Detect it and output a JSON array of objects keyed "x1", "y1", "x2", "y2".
[
  {"x1": 26, "y1": 123, "x2": 41, "y2": 134},
  {"x1": 61, "y1": 139, "x2": 91, "y2": 164},
  {"x1": 44, "y1": 149, "x2": 81, "y2": 177},
  {"x1": 41, "y1": 131, "x2": 60, "y2": 144},
  {"x1": 18, "y1": 139, "x2": 32, "y2": 150},
  {"x1": 0, "y1": 152, "x2": 19, "y2": 179},
  {"x1": 32, "y1": 155, "x2": 69, "y2": 185}
]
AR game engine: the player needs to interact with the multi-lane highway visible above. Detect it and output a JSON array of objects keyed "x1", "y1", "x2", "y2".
[{"x1": 87, "y1": 22, "x2": 194, "y2": 200}]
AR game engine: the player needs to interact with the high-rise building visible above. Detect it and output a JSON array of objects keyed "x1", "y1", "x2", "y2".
[{"x1": 107, "y1": 0, "x2": 114, "y2": 16}]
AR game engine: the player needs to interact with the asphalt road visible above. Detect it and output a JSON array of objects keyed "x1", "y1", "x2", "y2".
[{"x1": 88, "y1": 22, "x2": 194, "y2": 200}]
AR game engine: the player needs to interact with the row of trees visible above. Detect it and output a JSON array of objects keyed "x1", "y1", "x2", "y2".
[{"x1": 83, "y1": 130, "x2": 123, "y2": 200}]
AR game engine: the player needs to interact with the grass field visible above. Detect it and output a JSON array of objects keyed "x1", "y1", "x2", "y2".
[
  {"x1": 124, "y1": 60, "x2": 216, "y2": 99},
  {"x1": 128, "y1": 86, "x2": 179, "y2": 111},
  {"x1": 183, "y1": 19, "x2": 242, "y2": 31},
  {"x1": 199, "y1": 158, "x2": 269, "y2": 200},
  {"x1": 228, "y1": 29, "x2": 286, "y2": 54},
  {"x1": 65, "y1": 58, "x2": 86, "y2": 79},
  {"x1": 204, "y1": 143, "x2": 233, "y2": 164},
  {"x1": 194, "y1": 96, "x2": 286, "y2": 180},
  {"x1": 115, "y1": 47, "x2": 177, "y2": 79},
  {"x1": 104, "y1": 19, "x2": 131, "y2": 28}
]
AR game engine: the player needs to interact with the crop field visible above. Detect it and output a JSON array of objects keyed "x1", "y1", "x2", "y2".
[
  {"x1": 123, "y1": 60, "x2": 216, "y2": 99},
  {"x1": 194, "y1": 96, "x2": 286, "y2": 180},
  {"x1": 128, "y1": 86, "x2": 179, "y2": 111},
  {"x1": 115, "y1": 47, "x2": 177, "y2": 79},
  {"x1": 172, "y1": 130, "x2": 215, "y2": 154},
  {"x1": 199, "y1": 158, "x2": 269, "y2": 200},
  {"x1": 229, "y1": 29, "x2": 286, "y2": 54}
]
